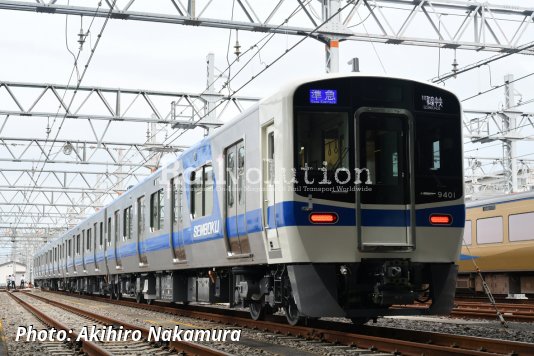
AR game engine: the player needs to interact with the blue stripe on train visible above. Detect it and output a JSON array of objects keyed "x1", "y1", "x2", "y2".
[{"x1": 68, "y1": 201, "x2": 465, "y2": 266}]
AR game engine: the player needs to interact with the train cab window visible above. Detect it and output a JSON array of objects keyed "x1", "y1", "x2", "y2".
[
  {"x1": 509, "y1": 213, "x2": 534, "y2": 242},
  {"x1": 150, "y1": 190, "x2": 164, "y2": 231},
  {"x1": 295, "y1": 112, "x2": 351, "y2": 201},
  {"x1": 76, "y1": 234, "x2": 80, "y2": 254},
  {"x1": 190, "y1": 165, "x2": 214, "y2": 219},
  {"x1": 414, "y1": 115, "x2": 462, "y2": 203},
  {"x1": 124, "y1": 206, "x2": 133, "y2": 240},
  {"x1": 476, "y1": 217, "x2": 503, "y2": 244},
  {"x1": 463, "y1": 220, "x2": 472, "y2": 245}
]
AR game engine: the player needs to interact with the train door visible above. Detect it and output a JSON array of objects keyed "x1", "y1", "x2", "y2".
[
  {"x1": 137, "y1": 196, "x2": 148, "y2": 265},
  {"x1": 355, "y1": 109, "x2": 415, "y2": 251},
  {"x1": 225, "y1": 141, "x2": 250, "y2": 255},
  {"x1": 263, "y1": 124, "x2": 280, "y2": 251},
  {"x1": 171, "y1": 176, "x2": 187, "y2": 261},
  {"x1": 114, "y1": 210, "x2": 122, "y2": 268}
]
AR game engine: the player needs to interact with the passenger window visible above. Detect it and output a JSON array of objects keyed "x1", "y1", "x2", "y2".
[
  {"x1": 476, "y1": 217, "x2": 503, "y2": 244},
  {"x1": 76, "y1": 234, "x2": 80, "y2": 254},
  {"x1": 138, "y1": 196, "x2": 145, "y2": 235},
  {"x1": 172, "y1": 178, "x2": 183, "y2": 223},
  {"x1": 107, "y1": 217, "x2": 112, "y2": 244},
  {"x1": 93, "y1": 223, "x2": 97, "y2": 249},
  {"x1": 100, "y1": 222, "x2": 104, "y2": 247},
  {"x1": 150, "y1": 190, "x2": 164, "y2": 231},
  {"x1": 509, "y1": 213, "x2": 534, "y2": 242},
  {"x1": 463, "y1": 220, "x2": 472, "y2": 245},
  {"x1": 114, "y1": 211, "x2": 120, "y2": 243},
  {"x1": 238, "y1": 147, "x2": 245, "y2": 204},
  {"x1": 191, "y1": 165, "x2": 214, "y2": 219},
  {"x1": 124, "y1": 206, "x2": 133, "y2": 239},
  {"x1": 227, "y1": 153, "x2": 235, "y2": 207},
  {"x1": 87, "y1": 228, "x2": 92, "y2": 251}
]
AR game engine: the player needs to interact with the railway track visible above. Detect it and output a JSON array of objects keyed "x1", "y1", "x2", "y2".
[
  {"x1": 452, "y1": 300, "x2": 534, "y2": 322},
  {"x1": 35, "y1": 289, "x2": 534, "y2": 356},
  {"x1": 8, "y1": 291, "x2": 228, "y2": 356}
]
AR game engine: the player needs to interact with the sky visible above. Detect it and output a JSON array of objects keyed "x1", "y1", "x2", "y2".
[{"x1": 0, "y1": 0, "x2": 534, "y2": 261}]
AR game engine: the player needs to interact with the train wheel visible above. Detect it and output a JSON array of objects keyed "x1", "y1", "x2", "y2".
[
  {"x1": 249, "y1": 301, "x2": 265, "y2": 321},
  {"x1": 284, "y1": 297, "x2": 301, "y2": 326},
  {"x1": 350, "y1": 317, "x2": 370, "y2": 325},
  {"x1": 146, "y1": 298, "x2": 153, "y2": 305},
  {"x1": 135, "y1": 293, "x2": 143, "y2": 304}
]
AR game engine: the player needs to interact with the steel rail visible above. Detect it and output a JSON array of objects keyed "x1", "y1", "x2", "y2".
[
  {"x1": 40, "y1": 290, "x2": 534, "y2": 356},
  {"x1": 7, "y1": 291, "x2": 112, "y2": 356},
  {"x1": 22, "y1": 291, "x2": 229, "y2": 356}
]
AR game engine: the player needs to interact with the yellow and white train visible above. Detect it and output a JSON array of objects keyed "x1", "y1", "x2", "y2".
[{"x1": 458, "y1": 192, "x2": 534, "y2": 296}]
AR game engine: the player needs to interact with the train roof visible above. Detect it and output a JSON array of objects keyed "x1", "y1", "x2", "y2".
[{"x1": 467, "y1": 191, "x2": 534, "y2": 208}]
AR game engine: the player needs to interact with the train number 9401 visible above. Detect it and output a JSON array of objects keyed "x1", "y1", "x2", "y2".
[{"x1": 437, "y1": 191, "x2": 456, "y2": 199}]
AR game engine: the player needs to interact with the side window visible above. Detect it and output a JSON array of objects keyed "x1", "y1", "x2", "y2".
[
  {"x1": 476, "y1": 217, "x2": 503, "y2": 244},
  {"x1": 172, "y1": 178, "x2": 183, "y2": 223},
  {"x1": 93, "y1": 223, "x2": 97, "y2": 249},
  {"x1": 76, "y1": 234, "x2": 80, "y2": 254},
  {"x1": 107, "y1": 217, "x2": 112, "y2": 244},
  {"x1": 204, "y1": 166, "x2": 214, "y2": 216},
  {"x1": 99, "y1": 222, "x2": 103, "y2": 247},
  {"x1": 509, "y1": 213, "x2": 534, "y2": 242},
  {"x1": 150, "y1": 190, "x2": 164, "y2": 231},
  {"x1": 87, "y1": 228, "x2": 92, "y2": 251},
  {"x1": 238, "y1": 147, "x2": 245, "y2": 204},
  {"x1": 114, "y1": 210, "x2": 120, "y2": 243},
  {"x1": 463, "y1": 220, "x2": 472, "y2": 245},
  {"x1": 138, "y1": 196, "x2": 145, "y2": 235},
  {"x1": 191, "y1": 170, "x2": 203, "y2": 219},
  {"x1": 124, "y1": 206, "x2": 132, "y2": 240},
  {"x1": 227, "y1": 153, "x2": 235, "y2": 207},
  {"x1": 191, "y1": 165, "x2": 214, "y2": 219}
]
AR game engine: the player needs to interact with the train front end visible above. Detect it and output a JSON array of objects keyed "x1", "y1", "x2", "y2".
[{"x1": 271, "y1": 75, "x2": 464, "y2": 322}]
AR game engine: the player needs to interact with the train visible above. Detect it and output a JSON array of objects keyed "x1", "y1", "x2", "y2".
[
  {"x1": 458, "y1": 192, "x2": 534, "y2": 297},
  {"x1": 34, "y1": 74, "x2": 465, "y2": 325}
]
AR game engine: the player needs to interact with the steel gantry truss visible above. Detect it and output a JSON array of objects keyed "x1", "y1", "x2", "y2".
[
  {"x1": 0, "y1": 78, "x2": 259, "y2": 261},
  {"x1": 1, "y1": 0, "x2": 533, "y2": 58}
]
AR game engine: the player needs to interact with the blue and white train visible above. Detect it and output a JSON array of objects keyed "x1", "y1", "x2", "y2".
[{"x1": 34, "y1": 74, "x2": 464, "y2": 325}]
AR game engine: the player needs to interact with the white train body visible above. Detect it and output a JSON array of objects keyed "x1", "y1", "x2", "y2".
[{"x1": 34, "y1": 74, "x2": 464, "y2": 323}]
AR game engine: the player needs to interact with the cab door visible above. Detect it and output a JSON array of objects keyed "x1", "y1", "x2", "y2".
[{"x1": 355, "y1": 108, "x2": 415, "y2": 251}]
